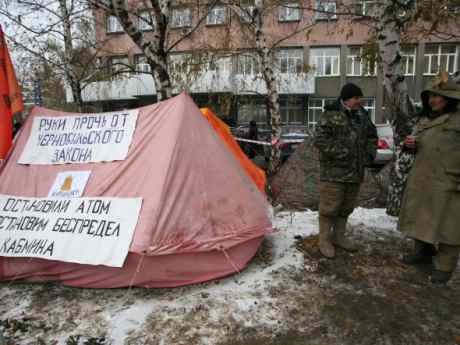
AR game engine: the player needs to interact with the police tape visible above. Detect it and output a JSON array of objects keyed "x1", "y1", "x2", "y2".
[{"x1": 234, "y1": 137, "x2": 305, "y2": 146}]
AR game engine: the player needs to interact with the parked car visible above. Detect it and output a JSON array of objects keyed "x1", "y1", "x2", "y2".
[
  {"x1": 277, "y1": 130, "x2": 310, "y2": 162},
  {"x1": 233, "y1": 123, "x2": 394, "y2": 169},
  {"x1": 232, "y1": 124, "x2": 310, "y2": 164},
  {"x1": 374, "y1": 123, "x2": 394, "y2": 167}
]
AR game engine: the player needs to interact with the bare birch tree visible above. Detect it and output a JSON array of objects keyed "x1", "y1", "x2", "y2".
[{"x1": 0, "y1": 0, "x2": 106, "y2": 110}]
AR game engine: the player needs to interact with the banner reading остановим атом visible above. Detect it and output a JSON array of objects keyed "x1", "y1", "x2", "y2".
[
  {"x1": 0, "y1": 195, "x2": 142, "y2": 267},
  {"x1": 18, "y1": 110, "x2": 138, "y2": 165}
]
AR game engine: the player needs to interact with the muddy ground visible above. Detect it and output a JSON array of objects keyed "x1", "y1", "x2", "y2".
[
  {"x1": 1, "y1": 221, "x2": 459, "y2": 345},
  {"x1": 223, "y1": 226, "x2": 460, "y2": 345}
]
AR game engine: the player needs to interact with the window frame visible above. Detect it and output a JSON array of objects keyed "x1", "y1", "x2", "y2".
[
  {"x1": 206, "y1": 5, "x2": 227, "y2": 25},
  {"x1": 346, "y1": 46, "x2": 377, "y2": 77},
  {"x1": 134, "y1": 55, "x2": 151, "y2": 74},
  {"x1": 314, "y1": 0, "x2": 337, "y2": 21},
  {"x1": 309, "y1": 47, "x2": 340, "y2": 77},
  {"x1": 361, "y1": 97, "x2": 376, "y2": 123},
  {"x1": 239, "y1": 5, "x2": 255, "y2": 23},
  {"x1": 278, "y1": 2, "x2": 302, "y2": 22},
  {"x1": 109, "y1": 55, "x2": 131, "y2": 78},
  {"x1": 171, "y1": 7, "x2": 192, "y2": 28},
  {"x1": 137, "y1": 10, "x2": 155, "y2": 31},
  {"x1": 401, "y1": 46, "x2": 416, "y2": 76},
  {"x1": 307, "y1": 98, "x2": 335, "y2": 128},
  {"x1": 278, "y1": 48, "x2": 304, "y2": 74},
  {"x1": 106, "y1": 15, "x2": 124, "y2": 34},
  {"x1": 354, "y1": 0, "x2": 378, "y2": 17},
  {"x1": 423, "y1": 44, "x2": 458, "y2": 76},
  {"x1": 279, "y1": 97, "x2": 305, "y2": 125},
  {"x1": 236, "y1": 53, "x2": 260, "y2": 75}
]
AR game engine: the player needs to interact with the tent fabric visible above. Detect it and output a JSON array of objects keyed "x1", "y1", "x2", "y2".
[
  {"x1": 200, "y1": 108, "x2": 266, "y2": 193},
  {"x1": 0, "y1": 93, "x2": 271, "y2": 288}
]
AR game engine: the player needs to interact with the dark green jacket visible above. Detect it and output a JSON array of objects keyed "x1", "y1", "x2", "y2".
[{"x1": 314, "y1": 101, "x2": 378, "y2": 183}]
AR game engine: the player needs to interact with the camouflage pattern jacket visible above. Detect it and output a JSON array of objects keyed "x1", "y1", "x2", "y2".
[{"x1": 313, "y1": 101, "x2": 378, "y2": 183}]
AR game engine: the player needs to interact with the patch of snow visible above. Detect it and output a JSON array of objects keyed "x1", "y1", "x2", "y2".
[{"x1": 0, "y1": 207, "x2": 399, "y2": 345}]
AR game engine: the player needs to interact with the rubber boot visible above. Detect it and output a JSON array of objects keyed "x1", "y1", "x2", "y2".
[
  {"x1": 430, "y1": 270, "x2": 452, "y2": 284},
  {"x1": 318, "y1": 215, "x2": 335, "y2": 258},
  {"x1": 332, "y1": 217, "x2": 358, "y2": 252},
  {"x1": 402, "y1": 240, "x2": 437, "y2": 266},
  {"x1": 431, "y1": 243, "x2": 459, "y2": 283}
]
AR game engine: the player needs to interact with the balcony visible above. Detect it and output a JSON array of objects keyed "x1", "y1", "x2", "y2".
[{"x1": 67, "y1": 71, "x2": 315, "y2": 102}]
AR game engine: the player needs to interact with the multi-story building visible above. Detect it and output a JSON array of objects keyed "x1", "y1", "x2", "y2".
[{"x1": 75, "y1": 1, "x2": 459, "y2": 126}]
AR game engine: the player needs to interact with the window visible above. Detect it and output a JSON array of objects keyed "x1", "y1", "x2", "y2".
[
  {"x1": 106, "y1": 15, "x2": 123, "y2": 33},
  {"x1": 169, "y1": 54, "x2": 191, "y2": 75},
  {"x1": 307, "y1": 98, "x2": 335, "y2": 128},
  {"x1": 362, "y1": 98, "x2": 375, "y2": 123},
  {"x1": 315, "y1": 0, "x2": 337, "y2": 20},
  {"x1": 135, "y1": 55, "x2": 151, "y2": 73},
  {"x1": 279, "y1": 3, "x2": 301, "y2": 22},
  {"x1": 346, "y1": 47, "x2": 377, "y2": 76},
  {"x1": 310, "y1": 47, "x2": 340, "y2": 76},
  {"x1": 280, "y1": 97, "x2": 305, "y2": 124},
  {"x1": 278, "y1": 49, "x2": 303, "y2": 74},
  {"x1": 238, "y1": 100, "x2": 267, "y2": 123},
  {"x1": 239, "y1": 5, "x2": 255, "y2": 23},
  {"x1": 355, "y1": 0, "x2": 377, "y2": 16},
  {"x1": 236, "y1": 53, "x2": 260, "y2": 75},
  {"x1": 110, "y1": 56, "x2": 130, "y2": 77},
  {"x1": 207, "y1": 5, "x2": 226, "y2": 25},
  {"x1": 171, "y1": 8, "x2": 191, "y2": 28},
  {"x1": 138, "y1": 11, "x2": 154, "y2": 31},
  {"x1": 401, "y1": 46, "x2": 416, "y2": 76},
  {"x1": 209, "y1": 56, "x2": 232, "y2": 73},
  {"x1": 424, "y1": 44, "x2": 458, "y2": 75}
]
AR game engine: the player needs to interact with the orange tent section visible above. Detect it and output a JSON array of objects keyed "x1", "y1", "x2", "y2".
[
  {"x1": 0, "y1": 25, "x2": 24, "y2": 158},
  {"x1": 200, "y1": 108, "x2": 266, "y2": 193}
]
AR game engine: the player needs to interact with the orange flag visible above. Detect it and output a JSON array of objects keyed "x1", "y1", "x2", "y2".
[{"x1": 0, "y1": 24, "x2": 24, "y2": 159}]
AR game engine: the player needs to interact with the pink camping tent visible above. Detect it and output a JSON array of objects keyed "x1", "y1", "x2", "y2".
[{"x1": 0, "y1": 93, "x2": 272, "y2": 288}]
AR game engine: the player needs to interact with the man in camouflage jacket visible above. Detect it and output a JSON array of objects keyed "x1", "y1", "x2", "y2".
[{"x1": 313, "y1": 83, "x2": 378, "y2": 258}]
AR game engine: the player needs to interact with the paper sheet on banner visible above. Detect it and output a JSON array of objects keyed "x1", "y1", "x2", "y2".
[
  {"x1": 48, "y1": 171, "x2": 91, "y2": 198},
  {"x1": 0, "y1": 195, "x2": 142, "y2": 267},
  {"x1": 18, "y1": 110, "x2": 138, "y2": 165}
]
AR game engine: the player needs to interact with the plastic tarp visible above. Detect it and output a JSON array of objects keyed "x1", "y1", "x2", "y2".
[
  {"x1": 200, "y1": 107, "x2": 266, "y2": 193},
  {"x1": 0, "y1": 93, "x2": 272, "y2": 288}
]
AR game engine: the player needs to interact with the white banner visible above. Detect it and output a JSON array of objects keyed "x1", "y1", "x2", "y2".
[
  {"x1": 48, "y1": 171, "x2": 92, "y2": 198},
  {"x1": 18, "y1": 110, "x2": 139, "y2": 165},
  {"x1": 0, "y1": 195, "x2": 143, "y2": 267}
]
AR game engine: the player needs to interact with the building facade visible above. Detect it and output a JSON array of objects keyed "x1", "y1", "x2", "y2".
[{"x1": 74, "y1": 1, "x2": 460, "y2": 126}]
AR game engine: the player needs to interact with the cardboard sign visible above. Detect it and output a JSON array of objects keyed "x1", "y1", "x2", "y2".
[
  {"x1": 18, "y1": 110, "x2": 138, "y2": 165},
  {"x1": 0, "y1": 195, "x2": 142, "y2": 267},
  {"x1": 48, "y1": 171, "x2": 91, "y2": 198}
]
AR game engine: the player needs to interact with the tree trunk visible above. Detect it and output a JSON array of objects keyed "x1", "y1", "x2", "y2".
[
  {"x1": 254, "y1": 0, "x2": 282, "y2": 198},
  {"x1": 58, "y1": 0, "x2": 84, "y2": 110},
  {"x1": 375, "y1": 0, "x2": 416, "y2": 216},
  {"x1": 111, "y1": 0, "x2": 172, "y2": 101},
  {"x1": 69, "y1": 79, "x2": 84, "y2": 110}
]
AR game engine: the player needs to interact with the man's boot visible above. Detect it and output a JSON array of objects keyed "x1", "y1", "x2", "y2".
[
  {"x1": 431, "y1": 243, "x2": 459, "y2": 284},
  {"x1": 331, "y1": 217, "x2": 358, "y2": 252},
  {"x1": 402, "y1": 239, "x2": 437, "y2": 265},
  {"x1": 430, "y1": 270, "x2": 452, "y2": 284},
  {"x1": 318, "y1": 215, "x2": 335, "y2": 258}
]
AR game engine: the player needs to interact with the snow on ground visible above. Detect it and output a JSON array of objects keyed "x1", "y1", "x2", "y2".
[{"x1": 0, "y1": 208, "x2": 398, "y2": 345}]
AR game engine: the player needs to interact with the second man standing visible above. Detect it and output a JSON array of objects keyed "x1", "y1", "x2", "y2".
[{"x1": 314, "y1": 83, "x2": 378, "y2": 258}]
